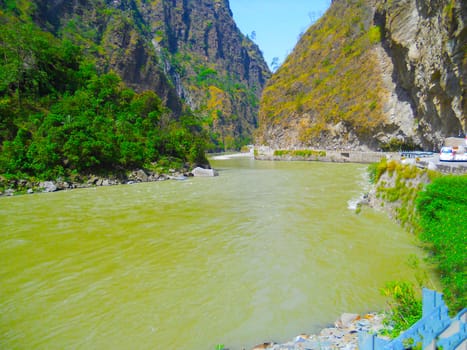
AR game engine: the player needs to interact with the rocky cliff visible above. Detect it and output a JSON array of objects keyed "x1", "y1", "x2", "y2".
[
  {"x1": 378, "y1": 0, "x2": 466, "y2": 149},
  {"x1": 257, "y1": 0, "x2": 466, "y2": 151},
  {"x1": 31, "y1": 0, "x2": 270, "y2": 149}
]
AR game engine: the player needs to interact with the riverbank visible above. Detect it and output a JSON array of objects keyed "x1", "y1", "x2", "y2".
[
  {"x1": 0, "y1": 165, "x2": 219, "y2": 197},
  {"x1": 244, "y1": 312, "x2": 386, "y2": 350}
]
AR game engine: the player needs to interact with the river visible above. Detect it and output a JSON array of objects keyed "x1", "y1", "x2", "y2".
[{"x1": 0, "y1": 155, "x2": 429, "y2": 349}]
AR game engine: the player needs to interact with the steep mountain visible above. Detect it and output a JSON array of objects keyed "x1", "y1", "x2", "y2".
[
  {"x1": 0, "y1": 0, "x2": 270, "y2": 183},
  {"x1": 257, "y1": 0, "x2": 466, "y2": 151},
  {"x1": 31, "y1": 0, "x2": 270, "y2": 149}
]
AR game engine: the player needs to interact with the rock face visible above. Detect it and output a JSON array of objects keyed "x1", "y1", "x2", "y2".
[
  {"x1": 32, "y1": 0, "x2": 270, "y2": 149},
  {"x1": 257, "y1": 0, "x2": 466, "y2": 151},
  {"x1": 378, "y1": 0, "x2": 466, "y2": 149},
  {"x1": 33, "y1": 0, "x2": 184, "y2": 114},
  {"x1": 149, "y1": 0, "x2": 271, "y2": 148}
]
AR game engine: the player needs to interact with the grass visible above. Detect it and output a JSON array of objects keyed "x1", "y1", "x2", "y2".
[{"x1": 273, "y1": 149, "x2": 327, "y2": 158}]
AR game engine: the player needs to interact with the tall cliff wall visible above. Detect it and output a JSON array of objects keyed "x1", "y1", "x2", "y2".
[
  {"x1": 149, "y1": 0, "x2": 270, "y2": 148},
  {"x1": 32, "y1": 0, "x2": 270, "y2": 149},
  {"x1": 257, "y1": 0, "x2": 466, "y2": 151},
  {"x1": 377, "y1": 0, "x2": 466, "y2": 149}
]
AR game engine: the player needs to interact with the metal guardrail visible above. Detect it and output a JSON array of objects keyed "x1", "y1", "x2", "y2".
[{"x1": 399, "y1": 151, "x2": 434, "y2": 158}]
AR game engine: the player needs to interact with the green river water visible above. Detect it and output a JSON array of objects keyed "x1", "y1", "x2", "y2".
[{"x1": 0, "y1": 156, "x2": 429, "y2": 349}]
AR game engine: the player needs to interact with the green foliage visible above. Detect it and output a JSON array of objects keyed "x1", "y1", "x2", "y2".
[
  {"x1": 416, "y1": 176, "x2": 467, "y2": 312},
  {"x1": 367, "y1": 25, "x2": 382, "y2": 44},
  {"x1": 273, "y1": 149, "x2": 326, "y2": 158},
  {"x1": 374, "y1": 160, "x2": 426, "y2": 228},
  {"x1": 367, "y1": 157, "x2": 388, "y2": 184},
  {"x1": 196, "y1": 66, "x2": 218, "y2": 85},
  {"x1": 0, "y1": 18, "x2": 208, "y2": 181},
  {"x1": 373, "y1": 159, "x2": 466, "y2": 313},
  {"x1": 381, "y1": 281, "x2": 422, "y2": 338},
  {"x1": 380, "y1": 138, "x2": 420, "y2": 152}
]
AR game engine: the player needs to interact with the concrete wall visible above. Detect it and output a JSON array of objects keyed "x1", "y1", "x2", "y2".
[{"x1": 254, "y1": 147, "x2": 400, "y2": 164}]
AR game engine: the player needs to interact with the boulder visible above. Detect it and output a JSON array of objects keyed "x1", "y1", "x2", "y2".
[
  {"x1": 56, "y1": 182, "x2": 71, "y2": 190},
  {"x1": 40, "y1": 181, "x2": 57, "y2": 193},
  {"x1": 335, "y1": 313, "x2": 360, "y2": 328},
  {"x1": 87, "y1": 176, "x2": 99, "y2": 185},
  {"x1": 191, "y1": 167, "x2": 219, "y2": 177},
  {"x1": 132, "y1": 169, "x2": 149, "y2": 182}
]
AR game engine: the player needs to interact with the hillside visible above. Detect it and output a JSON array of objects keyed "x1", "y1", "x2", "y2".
[
  {"x1": 31, "y1": 0, "x2": 270, "y2": 150},
  {"x1": 0, "y1": 0, "x2": 270, "y2": 182},
  {"x1": 257, "y1": 0, "x2": 466, "y2": 151}
]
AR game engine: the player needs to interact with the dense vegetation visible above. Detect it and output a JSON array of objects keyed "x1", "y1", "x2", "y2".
[
  {"x1": 416, "y1": 176, "x2": 467, "y2": 312},
  {"x1": 0, "y1": 13, "x2": 208, "y2": 183},
  {"x1": 258, "y1": 0, "x2": 386, "y2": 146},
  {"x1": 369, "y1": 160, "x2": 466, "y2": 326}
]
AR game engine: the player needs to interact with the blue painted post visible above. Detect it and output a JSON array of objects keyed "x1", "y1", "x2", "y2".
[
  {"x1": 422, "y1": 288, "x2": 442, "y2": 316},
  {"x1": 358, "y1": 290, "x2": 465, "y2": 350},
  {"x1": 359, "y1": 332, "x2": 391, "y2": 350}
]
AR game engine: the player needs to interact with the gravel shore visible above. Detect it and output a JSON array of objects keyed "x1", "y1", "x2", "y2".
[{"x1": 249, "y1": 313, "x2": 387, "y2": 350}]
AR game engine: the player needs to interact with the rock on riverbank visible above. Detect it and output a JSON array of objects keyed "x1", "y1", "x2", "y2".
[
  {"x1": 248, "y1": 313, "x2": 386, "y2": 350},
  {"x1": 0, "y1": 166, "x2": 218, "y2": 196}
]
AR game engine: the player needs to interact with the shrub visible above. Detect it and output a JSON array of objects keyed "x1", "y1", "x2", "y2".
[
  {"x1": 416, "y1": 175, "x2": 467, "y2": 312},
  {"x1": 381, "y1": 281, "x2": 422, "y2": 338},
  {"x1": 367, "y1": 25, "x2": 382, "y2": 44}
]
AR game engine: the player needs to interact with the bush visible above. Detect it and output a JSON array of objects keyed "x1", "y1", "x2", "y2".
[
  {"x1": 367, "y1": 157, "x2": 387, "y2": 184},
  {"x1": 367, "y1": 25, "x2": 382, "y2": 44},
  {"x1": 381, "y1": 281, "x2": 422, "y2": 338},
  {"x1": 273, "y1": 149, "x2": 326, "y2": 157},
  {"x1": 416, "y1": 175, "x2": 467, "y2": 312}
]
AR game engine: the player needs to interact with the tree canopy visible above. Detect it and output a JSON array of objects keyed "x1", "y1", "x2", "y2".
[{"x1": 0, "y1": 15, "x2": 208, "y2": 181}]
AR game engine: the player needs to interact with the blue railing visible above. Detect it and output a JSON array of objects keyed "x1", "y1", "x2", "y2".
[
  {"x1": 399, "y1": 151, "x2": 434, "y2": 158},
  {"x1": 359, "y1": 289, "x2": 466, "y2": 350}
]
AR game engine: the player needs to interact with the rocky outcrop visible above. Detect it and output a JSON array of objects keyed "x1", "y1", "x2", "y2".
[
  {"x1": 148, "y1": 0, "x2": 270, "y2": 148},
  {"x1": 376, "y1": 0, "x2": 466, "y2": 149},
  {"x1": 257, "y1": 0, "x2": 466, "y2": 152}
]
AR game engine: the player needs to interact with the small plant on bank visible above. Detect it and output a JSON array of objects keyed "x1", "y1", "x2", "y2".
[
  {"x1": 367, "y1": 157, "x2": 387, "y2": 184},
  {"x1": 380, "y1": 281, "x2": 422, "y2": 338},
  {"x1": 273, "y1": 149, "x2": 327, "y2": 158}
]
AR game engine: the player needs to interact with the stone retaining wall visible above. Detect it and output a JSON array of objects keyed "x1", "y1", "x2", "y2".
[{"x1": 255, "y1": 147, "x2": 400, "y2": 164}]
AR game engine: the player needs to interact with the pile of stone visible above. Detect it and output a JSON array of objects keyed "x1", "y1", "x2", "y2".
[{"x1": 251, "y1": 313, "x2": 387, "y2": 350}]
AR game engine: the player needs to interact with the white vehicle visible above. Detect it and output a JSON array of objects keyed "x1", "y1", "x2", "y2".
[
  {"x1": 440, "y1": 146, "x2": 455, "y2": 161},
  {"x1": 439, "y1": 146, "x2": 467, "y2": 162}
]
